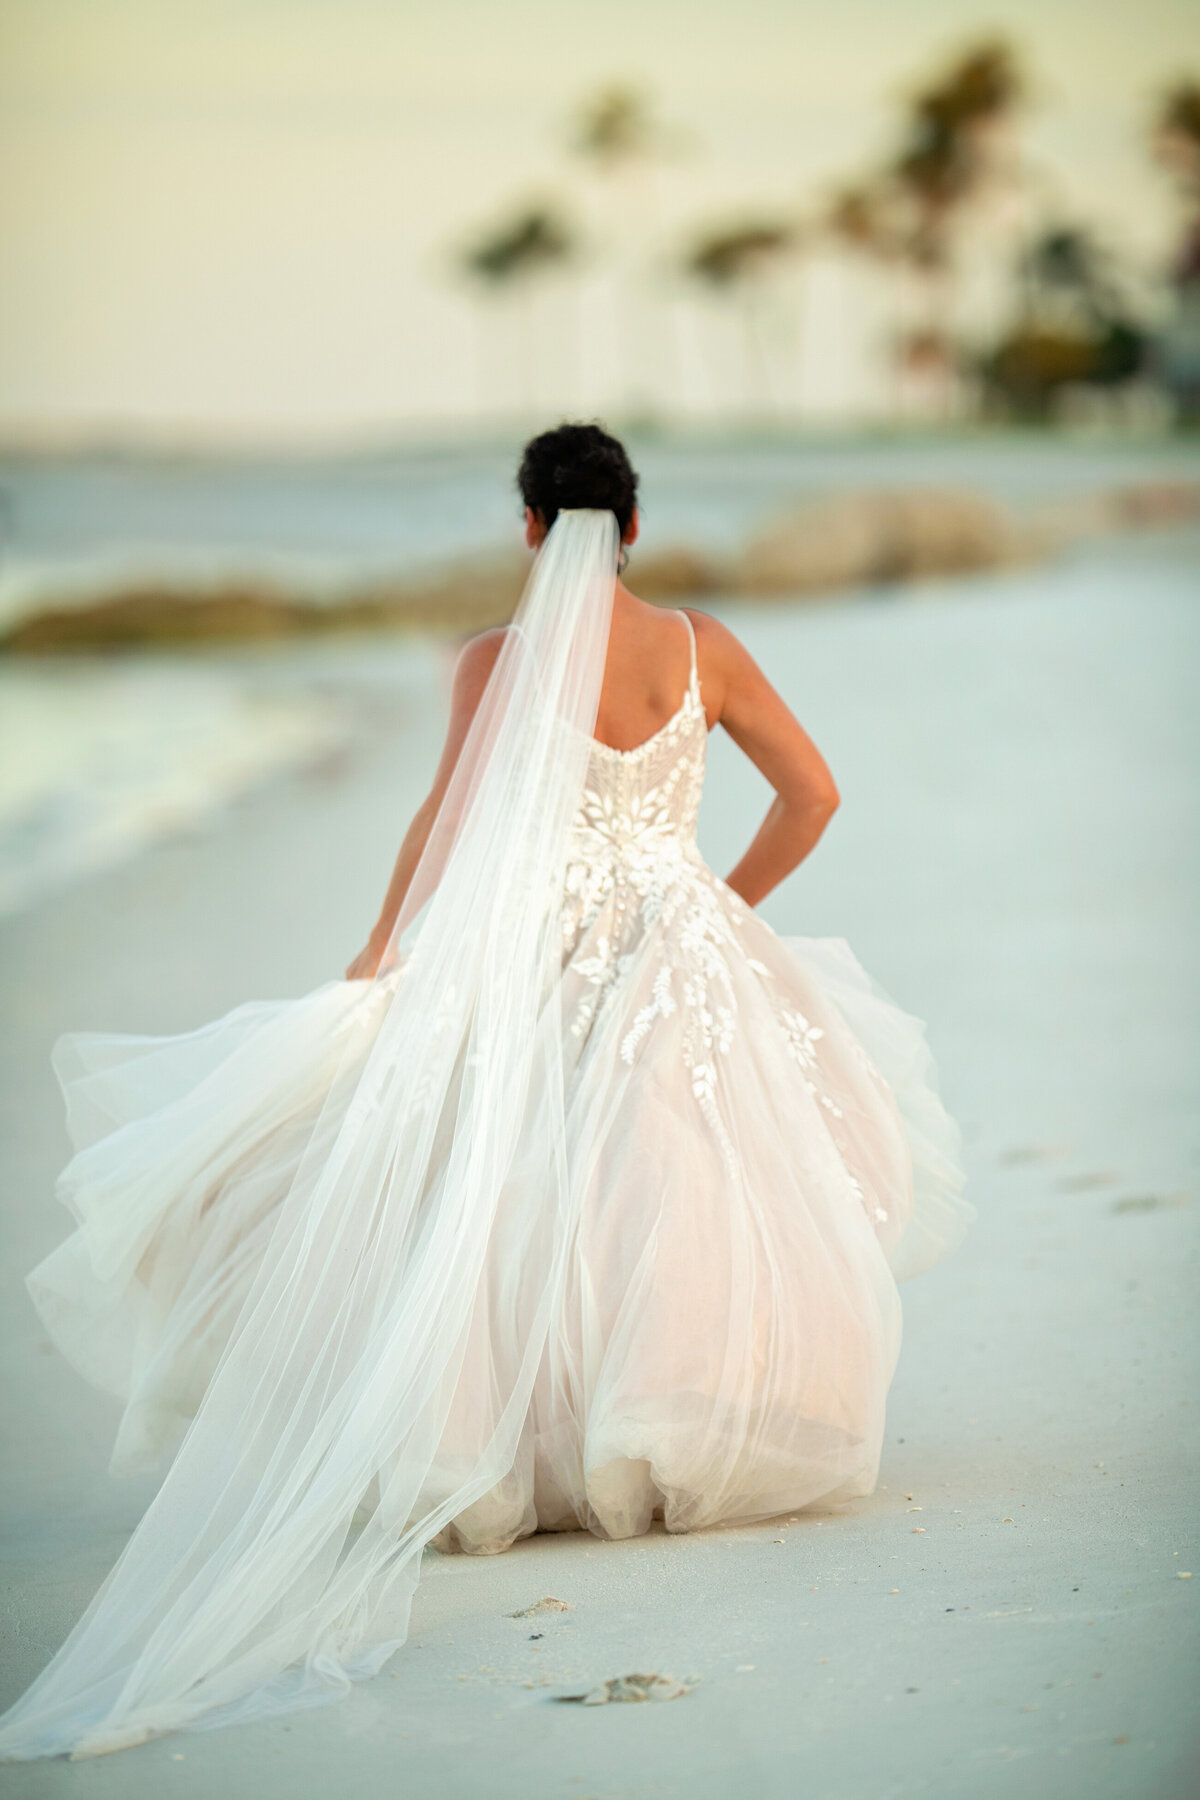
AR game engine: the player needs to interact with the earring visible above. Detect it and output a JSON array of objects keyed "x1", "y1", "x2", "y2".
[{"x1": 617, "y1": 547, "x2": 629, "y2": 574}]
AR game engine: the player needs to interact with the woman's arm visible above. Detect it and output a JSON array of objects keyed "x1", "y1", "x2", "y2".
[
  {"x1": 687, "y1": 610, "x2": 840, "y2": 909},
  {"x1": 344, "y1": 629, "x2": 506, "y2": 980}
]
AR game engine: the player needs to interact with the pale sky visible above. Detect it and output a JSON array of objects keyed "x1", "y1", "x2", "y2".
[{"x1": 0, "y1": 0, "x2": 1196, "y2": 440}]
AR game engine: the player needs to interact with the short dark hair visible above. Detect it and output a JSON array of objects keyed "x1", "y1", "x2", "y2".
[{"x1": 517, "y1": 421, "x2": 639, "y2": 535}]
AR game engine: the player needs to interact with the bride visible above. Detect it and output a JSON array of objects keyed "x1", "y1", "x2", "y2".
[{"x1": 0, "y1": 422, "x2": 970, "y2": 1760}]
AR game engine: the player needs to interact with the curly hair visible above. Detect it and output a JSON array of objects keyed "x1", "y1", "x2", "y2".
[{"x1": 517, "y1": 421, "x2": 639, "y2": 536}]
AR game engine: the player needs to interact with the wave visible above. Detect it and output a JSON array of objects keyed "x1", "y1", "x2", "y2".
[{"x1": 0, "y1": 660, "x2": 346, "y2": 917}]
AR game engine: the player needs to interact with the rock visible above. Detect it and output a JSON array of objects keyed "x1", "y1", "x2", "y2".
[
  {"x1": 630, "y1": 547, "x2": 727, "y2": 602},
  {"x1": 1108, "y1": 480, "x2": 1200, "y2": 527},
  {"x1": 740, "y1": 488, "x2": 1032, "y2": 596},
  {"x1": 1023, "y1": 479, "x2": 1200, "y2": 549}
]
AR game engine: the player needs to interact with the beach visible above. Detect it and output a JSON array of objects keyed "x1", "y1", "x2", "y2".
[
  {"x1": 3, "y1": 431, "x2": 1200, "y2": 922},
  {"x1": 0, "y1": 516, "x2": 1197, "y2": 1796}
]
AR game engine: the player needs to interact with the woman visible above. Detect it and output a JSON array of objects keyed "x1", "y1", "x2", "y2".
[{"x1": 0, "y1": 423, "x2": 970, "y2": 1759}]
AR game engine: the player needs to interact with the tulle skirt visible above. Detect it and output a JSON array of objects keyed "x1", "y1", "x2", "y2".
[{"x1": 30, "y1": 912, "x2": 969, "y2": 1550}]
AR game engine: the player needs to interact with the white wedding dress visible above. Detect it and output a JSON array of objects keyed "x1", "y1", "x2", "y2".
[
  {"x1": 34, "y1": 613, "x2": 966, "y2": 1548},
  {"x1": 1, "y1": 517, "x2": 970, "y2": 1760}
]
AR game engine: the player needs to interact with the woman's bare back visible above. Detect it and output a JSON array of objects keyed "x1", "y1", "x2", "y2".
[{"x1": 591, "y1": 592, "x2": 703, "y2": 753}]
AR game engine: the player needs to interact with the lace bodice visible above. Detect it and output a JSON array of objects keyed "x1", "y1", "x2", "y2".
[
  {"x1": 560, "y1": 614, "x2": 751, "y2": 1126},
  {"x1": 563, "y1": 613, "x2": 708, "y2": 940}
]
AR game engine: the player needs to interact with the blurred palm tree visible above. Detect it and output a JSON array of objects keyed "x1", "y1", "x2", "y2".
[
  {"x1": 826, "y1": 186, "x2": 899, "y2": 260},
  {"x1": 688, "y1": 224, "x2": 794, "y2": 287},
  {"x1": 1153, "y1": 79, "x2": 1200, "y2": 191},
  {"x1": 570, "y1": 85, "x2": 687, "y2": 167},
  {"x1": 821, "y1": 41, "x2": 1025, "y2": 420},
  {"x1": 890, "y1": 42, "x2": 1023, "y2": 265},
  {"x1": 889, "y1": 42, "x2": 1025, "y2": 417},
  {"x1": 683, "y1": 220, "x2": 798, "y2": 419},
  {"x1": 458, "y1": 202, "x2": 577, "y2": 420},
  {"x1": 463, "y1": 207, "x2": 574, "y2": 285},
  {"x1": 815, "y1": 183, "x2": 909, "y2": 419},
  {"x1": 980, "y1": 226, "x2": 1146, "y2": 419},
  {"x1": 568, "y1": 85, "x2": 692, "y2": 419},
  {"x1": 1151, "y1": 79, "x2": 1200, "y2": 419}
]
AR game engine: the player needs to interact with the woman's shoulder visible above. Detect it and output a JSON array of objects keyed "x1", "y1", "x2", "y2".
[
  {"x1": 679, "y1": 607, "x2": 754, "y2": 676},
  {"x1": 452, "y1": 626, "x2": 509, "y2": 701}
]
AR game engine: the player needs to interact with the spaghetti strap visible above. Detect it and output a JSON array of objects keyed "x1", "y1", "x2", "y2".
[{"x1": 676, "y1": 608, "x2": 698, "y2": 690}]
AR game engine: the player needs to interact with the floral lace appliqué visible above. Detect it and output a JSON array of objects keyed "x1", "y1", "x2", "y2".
[{"x1": 559, "y1": 668, "x2": 757, "y2": 1173}]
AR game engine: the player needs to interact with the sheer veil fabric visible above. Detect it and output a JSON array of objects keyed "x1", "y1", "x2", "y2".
[{"x1": 0, "y1": 510, "x2": 625, "y2": 1759}]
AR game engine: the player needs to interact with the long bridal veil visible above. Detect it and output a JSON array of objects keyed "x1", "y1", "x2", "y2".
[{"x1": 0, "y1": 509, "x2": 622, "y2": 1761}]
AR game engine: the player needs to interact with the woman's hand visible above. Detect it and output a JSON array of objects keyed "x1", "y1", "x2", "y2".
[{"x1": 345, "y1": 936, "x2": 387, "y2": 982}]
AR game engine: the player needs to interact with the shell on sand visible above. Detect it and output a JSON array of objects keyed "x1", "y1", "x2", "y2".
[
  {"x1": 558, "y1": 1673, "x2": 695, "y2": 1705},
  {"x1": 508, "y1": 1596, "x2": 573, "y2": 1618}
]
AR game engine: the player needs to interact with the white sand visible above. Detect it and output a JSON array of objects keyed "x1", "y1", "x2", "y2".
[{"x1": 1, "y1": 526, "x2": 1197, "y2": 1796}]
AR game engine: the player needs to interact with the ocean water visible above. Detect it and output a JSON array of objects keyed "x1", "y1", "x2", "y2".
[
  {"x1": 0, "y1": 659, "x2": 345, "y2": 916},
  {"x1": 1, "y1": 433, "x2": 1196, "y2": 917},
  {"x1": 0, "y1": 631, "x2": 458, "y2": 919},
  {"x1": 2, "y1": 430, "x2": 1199, "y2": 626}
]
